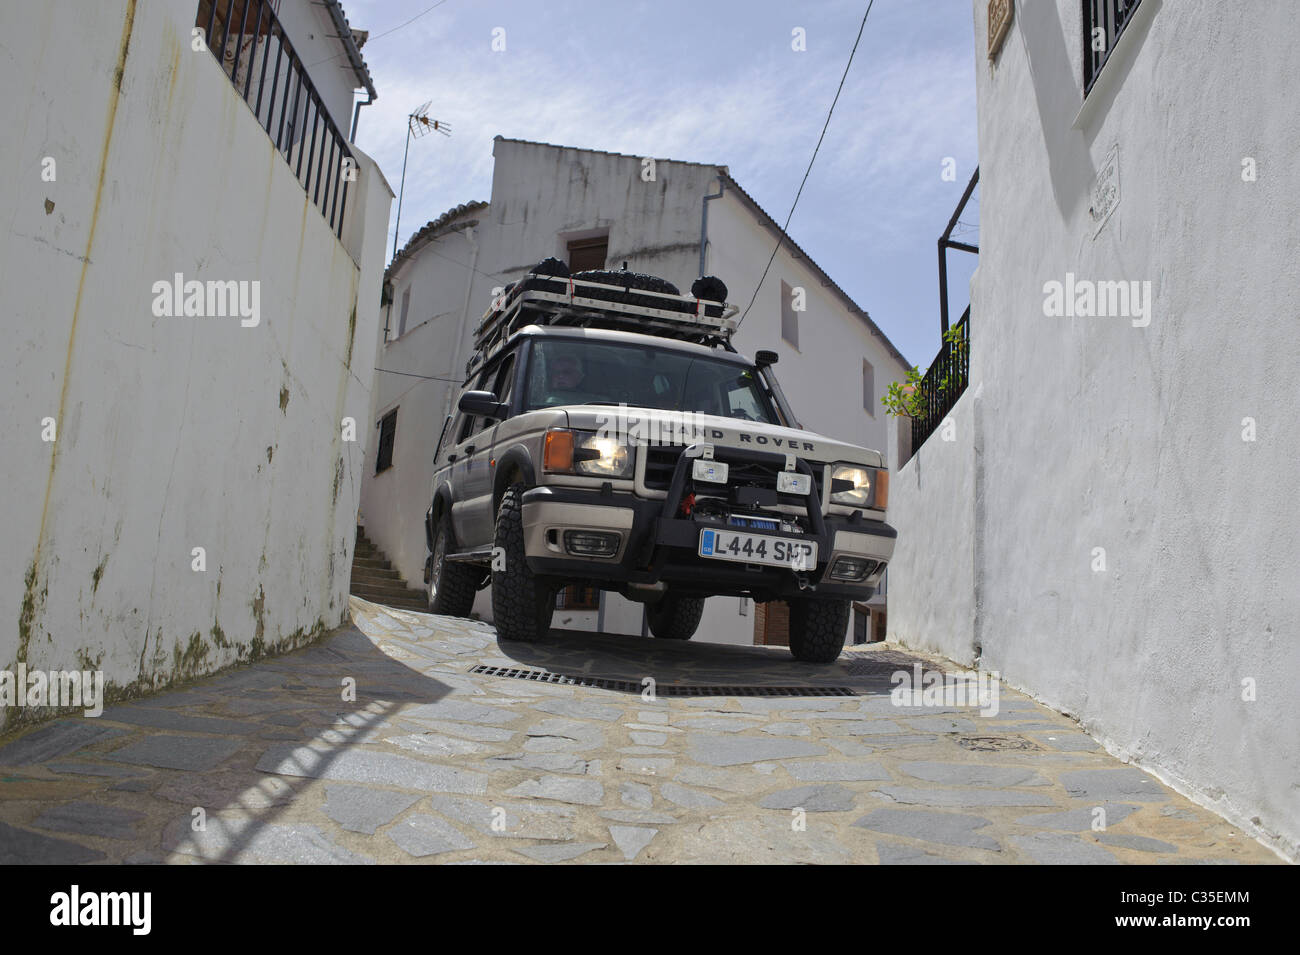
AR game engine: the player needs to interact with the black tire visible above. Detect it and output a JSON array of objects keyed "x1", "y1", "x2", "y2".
[
  {"x1": 491, "y1": 484, "x2": 556, "y2": 642},
  {"x1": 690, "y1": 275, "x2": 728, "y2": 302},
  {"x1": 787, "y1": 598, "x2": 851, "y2": 663},
  {"x1": 427, "y1": 512, "x2": 478, "y2": 616},
  {"x1": 646, "y1": 594, "x2": 705, "y2": 641},
  {"x1": 571, "y1": 269, "x2": 681, "y2": 296},
  {"x1": 530, "y1": 256, "x2": 571, "y2": 278}
]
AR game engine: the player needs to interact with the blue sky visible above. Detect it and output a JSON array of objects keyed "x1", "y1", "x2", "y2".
[{"x1": 343, "y1": 0, "x2": 980, "y2": 370}]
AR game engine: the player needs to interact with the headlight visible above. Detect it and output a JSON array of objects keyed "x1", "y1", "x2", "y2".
[
  {"x1": 543, "y1": 429, "x2": 632, "y2": 478},
  {"x1": 830, "y1": 464, "x2": 888, "y2": 509}
]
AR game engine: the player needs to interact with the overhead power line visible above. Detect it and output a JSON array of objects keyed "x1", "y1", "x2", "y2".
[
  {"x1": 309, "y1": 0, "x2": 452, "y2": 69},
  {"x1": 374, "y1": 367, "x2": 464, "y2": 383},
  {"x1": 737, "y1": 0, "x2": 876, "y2": 329}
]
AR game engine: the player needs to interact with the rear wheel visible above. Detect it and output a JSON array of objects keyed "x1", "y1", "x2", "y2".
[
  {"x1": 491, "y1": 484, "x2": 556, "y2": 642},
  {"x1": 787, "y1": 598, "x2": 851, "y2": 663},
  {"x1": 646, "y1": 594, "x2": 705, "y2": 641},
  {"x1": 428, "y1": 513, "x2": 479, "y2": 616}
]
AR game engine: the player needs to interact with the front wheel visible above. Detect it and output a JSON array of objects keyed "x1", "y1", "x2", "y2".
[
  {"x1": 491, "y1": 484, "x2": 556, "y2": 642},
  {"x1": 787, "y1": 598, "x2": 851, "y2": 663},
  {"x1": 646, "y1": 594, "x2": 705, "y2": 640},
  {"x1": 428, "y1": 512, "x2": 479, "y2": 616}
]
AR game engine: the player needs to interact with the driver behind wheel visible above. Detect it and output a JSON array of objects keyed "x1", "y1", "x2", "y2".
[{"x1": 543, "y1": 350, "x2": 593, "y2": 405}]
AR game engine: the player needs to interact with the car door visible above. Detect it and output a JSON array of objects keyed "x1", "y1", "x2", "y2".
[
  {"x1": 460, "y1": 353, "x2": 518, "y2": 546},
  {"x1": 446, "y1": 366, "x2": 492, "y2": 548}
]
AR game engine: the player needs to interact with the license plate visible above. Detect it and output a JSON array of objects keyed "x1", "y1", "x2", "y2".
[{"x1": 698, "y1": 528, "x2": 817, "y2": 570}]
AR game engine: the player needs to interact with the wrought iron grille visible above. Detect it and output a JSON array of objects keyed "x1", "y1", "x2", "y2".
[
  {"x1": 911, "y1": 308, "x2": 969, "y2": 452},
  {"x1": 196, "y1": 0, "x2": 353, "y2": 238},
  {"x1": 1083, "y1": 0, "x2": 1144, "y2": 94}
]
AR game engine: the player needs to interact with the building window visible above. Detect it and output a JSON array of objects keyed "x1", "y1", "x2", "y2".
[
  {"x1": 375, "y1": 409, "x2": 397, "y2": 473},
  {"x1": 1083, "y1": 0, "x2": 1143, "y2": 94},
  {"x1": 567, "y1": 235, "x2": 608, "y2": 272},
  {"x1": 862, "y1": 358, "x2": 875, "y2": 416},
  {"x1": 780, "y1": 280, "x2": 798, "y2": 349},
  {"x1": 556, "y1": 584, "x2": 599, "y2": 610},
  {"x1": 397, "y1": 285, "x2": 411, "y2": 337}
]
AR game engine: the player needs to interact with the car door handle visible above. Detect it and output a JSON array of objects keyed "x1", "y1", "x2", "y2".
[
  {"x1": 465, "y1": 445, "x2": 476, "y2": 455},
  {"x1": 447, "y1": 453, "x2": 458, "y2": 463}
]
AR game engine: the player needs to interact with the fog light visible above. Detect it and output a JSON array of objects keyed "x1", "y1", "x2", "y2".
[
  {"x1": 829, "y1": 556, "x2": 875, "y2": 581},
  {"x1": 692, "y1": 458, "x2": 729, "y2": 483},
  {"x1": 563, "y1": 530, "x2": 620, "y2": 557},
  {"x1": 776, "y1": 471, "x2": 811, "y2": 495}
]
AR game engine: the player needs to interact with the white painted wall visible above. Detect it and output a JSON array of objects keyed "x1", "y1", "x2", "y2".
[
  {"x1": 362, "y1": 138, "x2": 911, "y2": 647},
  {"x1": 886, "y1": 386, "x2": 978, "y2": 664},
  {"x1": 0, "y1": 0, "x2": 392, "y2": 725},
  {"x1": 891, "y1": 0, "x2": 1300, "y2": 860},
  {"x1": 360, "y1": 220, "x2": 485, "y2": 597}
]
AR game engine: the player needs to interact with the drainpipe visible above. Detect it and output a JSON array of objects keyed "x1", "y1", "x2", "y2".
[
  {"x1": 349, "y1": 90, "x2": 374, "y2": 143},
  {"x1": 699, "y1": 176, "x2": 725, "y2": 276},
  {"x1": 441, "y1": 225, "x2": 481, "y2": 422}
]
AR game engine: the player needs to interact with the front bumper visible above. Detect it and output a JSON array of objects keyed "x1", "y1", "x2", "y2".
[{"x1": 520, "y1": 446, "x2": 894, "y2": 600}]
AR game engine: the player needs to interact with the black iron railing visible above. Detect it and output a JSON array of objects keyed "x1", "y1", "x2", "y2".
[
  {"x1": 1083, "y1": 0, "x2": 1143, "y2": 94},
  {"x1": 912, "y1": 308, "x2": 969, "y2": 452},
  {"x1": 196, "y1": 0, "x2": 352, "y2": 239}
]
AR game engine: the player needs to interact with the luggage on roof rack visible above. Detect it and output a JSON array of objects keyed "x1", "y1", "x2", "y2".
[{"x1": 469, "y1": 259, "x2": 737, "y2": 370}]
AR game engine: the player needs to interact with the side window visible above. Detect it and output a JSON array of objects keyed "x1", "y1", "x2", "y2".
[
  {"x1": 453, "y1": 367, "x2": 492, "y2": 445},
  {"x1": 493, "y1": 354, "x2": 517, "y2": 409},
  {"x1": 375, "y1": 409, "x2": 397, "y2": 473},
  {"x1": 862, "y1": 358, "x2": 875, "y2": 417},
  {"x1": 454, "y1": 412, "x2": 475, "y2": 444},
  {"x1": 468, "y1": 364, "x2": 500, "y2": 438},
  {"x1": 780, "y1": 280, "x2": 799, "y2": 349},
  {"x1": 397, "y1": 285, "x2": 411, "y2": 337}
]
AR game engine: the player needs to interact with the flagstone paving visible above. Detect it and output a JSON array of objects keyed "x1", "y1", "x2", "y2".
[{"x1": 0, "y1": 597, "x2": 1281, "y2": 864}]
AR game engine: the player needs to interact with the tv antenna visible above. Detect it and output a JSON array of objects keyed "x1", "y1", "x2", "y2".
[{"x1": 393, "y1": 102, "x2": 450, "y2": 261}]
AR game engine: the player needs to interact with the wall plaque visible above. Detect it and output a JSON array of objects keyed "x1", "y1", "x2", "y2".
[{"x1": 988, "y1": 0, "x2": 1013, "y2": 60}]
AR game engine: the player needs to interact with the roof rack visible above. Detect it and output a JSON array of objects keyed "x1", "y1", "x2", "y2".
[{"x1": 468, "y1": 264, "x2": 738, "y2": 374}]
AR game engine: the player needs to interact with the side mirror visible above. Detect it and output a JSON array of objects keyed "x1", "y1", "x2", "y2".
[
  {"x1": 755, "y1": 350, "x2": 778, "y2": 368},
  {"x1": 458, "y1": 390, "x2": 507, "y2": 419}
]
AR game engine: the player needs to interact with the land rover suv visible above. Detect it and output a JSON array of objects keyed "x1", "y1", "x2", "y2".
[{"x1": 423, "y1": 259, "x2": 895, "y2": 663}]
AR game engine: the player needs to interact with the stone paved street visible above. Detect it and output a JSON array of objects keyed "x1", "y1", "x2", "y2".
[{"x1": 0, "y1": 599, "x2": 1280, "y2": 864}]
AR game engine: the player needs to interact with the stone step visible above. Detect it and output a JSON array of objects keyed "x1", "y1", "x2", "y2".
[
  {"x1": 350, "y1": 581, "x2": 426, "y2": 602},
  {"x1": 350, "y1": 567, "x2": 402, "y2": 584},
  {"x1": 350, "y1": 591, "x2": 428, "y2": 612},
  {"x1": 352, "y1": 556, "x2": 392, "y2": 571}
]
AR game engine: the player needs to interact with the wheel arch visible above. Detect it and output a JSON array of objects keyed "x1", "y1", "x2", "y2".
[
  {"x1": 492, "y1": 446, "x2": 536, "y2": 515},
  {"x1": 427, "y1": 483, "x2": 456, "y2": 551}
]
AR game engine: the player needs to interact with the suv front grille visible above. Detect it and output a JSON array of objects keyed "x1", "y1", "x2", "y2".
[
  {"x1": 644, "y1": 446, "x2": 686, "y2": 491},
  {"x1": 642, "y1": 446, "x2": 826, "y2": 502}
]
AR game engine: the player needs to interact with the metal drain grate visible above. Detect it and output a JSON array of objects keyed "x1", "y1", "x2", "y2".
[
  {"x1": 468, "y1": 665, "x2": 857, "y2": 697},
  {"x1": 843, "y1": 657, "x2": 911, "y2": 676}
]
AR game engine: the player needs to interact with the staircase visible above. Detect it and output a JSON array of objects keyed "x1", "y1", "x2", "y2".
[{"x1": 350, "y1": 527, "x2": 428, "y2": 612}]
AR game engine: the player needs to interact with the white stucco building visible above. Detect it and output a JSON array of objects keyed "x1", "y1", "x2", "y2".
[
  {"x1": 0, "y1": 0, "x2": 392, "y2": 726},
  {"x1": 360, "y1": 137, "x2": 911, "y2": 647},
  {"x1": 888, "y1": 0, "x2": 1300, "y2": 859}
]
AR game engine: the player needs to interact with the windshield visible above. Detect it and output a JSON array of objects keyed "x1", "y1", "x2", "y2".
[{"x1": 524, "y1": 338, "x2": 781, "y2": 424}]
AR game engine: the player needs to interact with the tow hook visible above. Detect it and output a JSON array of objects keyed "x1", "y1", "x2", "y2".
[{"x1": 795, "y1": 574, "x2": 813, "y2": 592}]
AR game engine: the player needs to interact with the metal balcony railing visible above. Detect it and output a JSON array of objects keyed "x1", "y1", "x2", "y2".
[
  {"x1": 911, "y1": 308, "x2": 969, "y2": 451},
  {"x1": 1083, "y1": 0, "x2": 1144, "y2": 94},
  {"x1": 196, "y1": 0, "x2": 353, "y2": 239}
]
